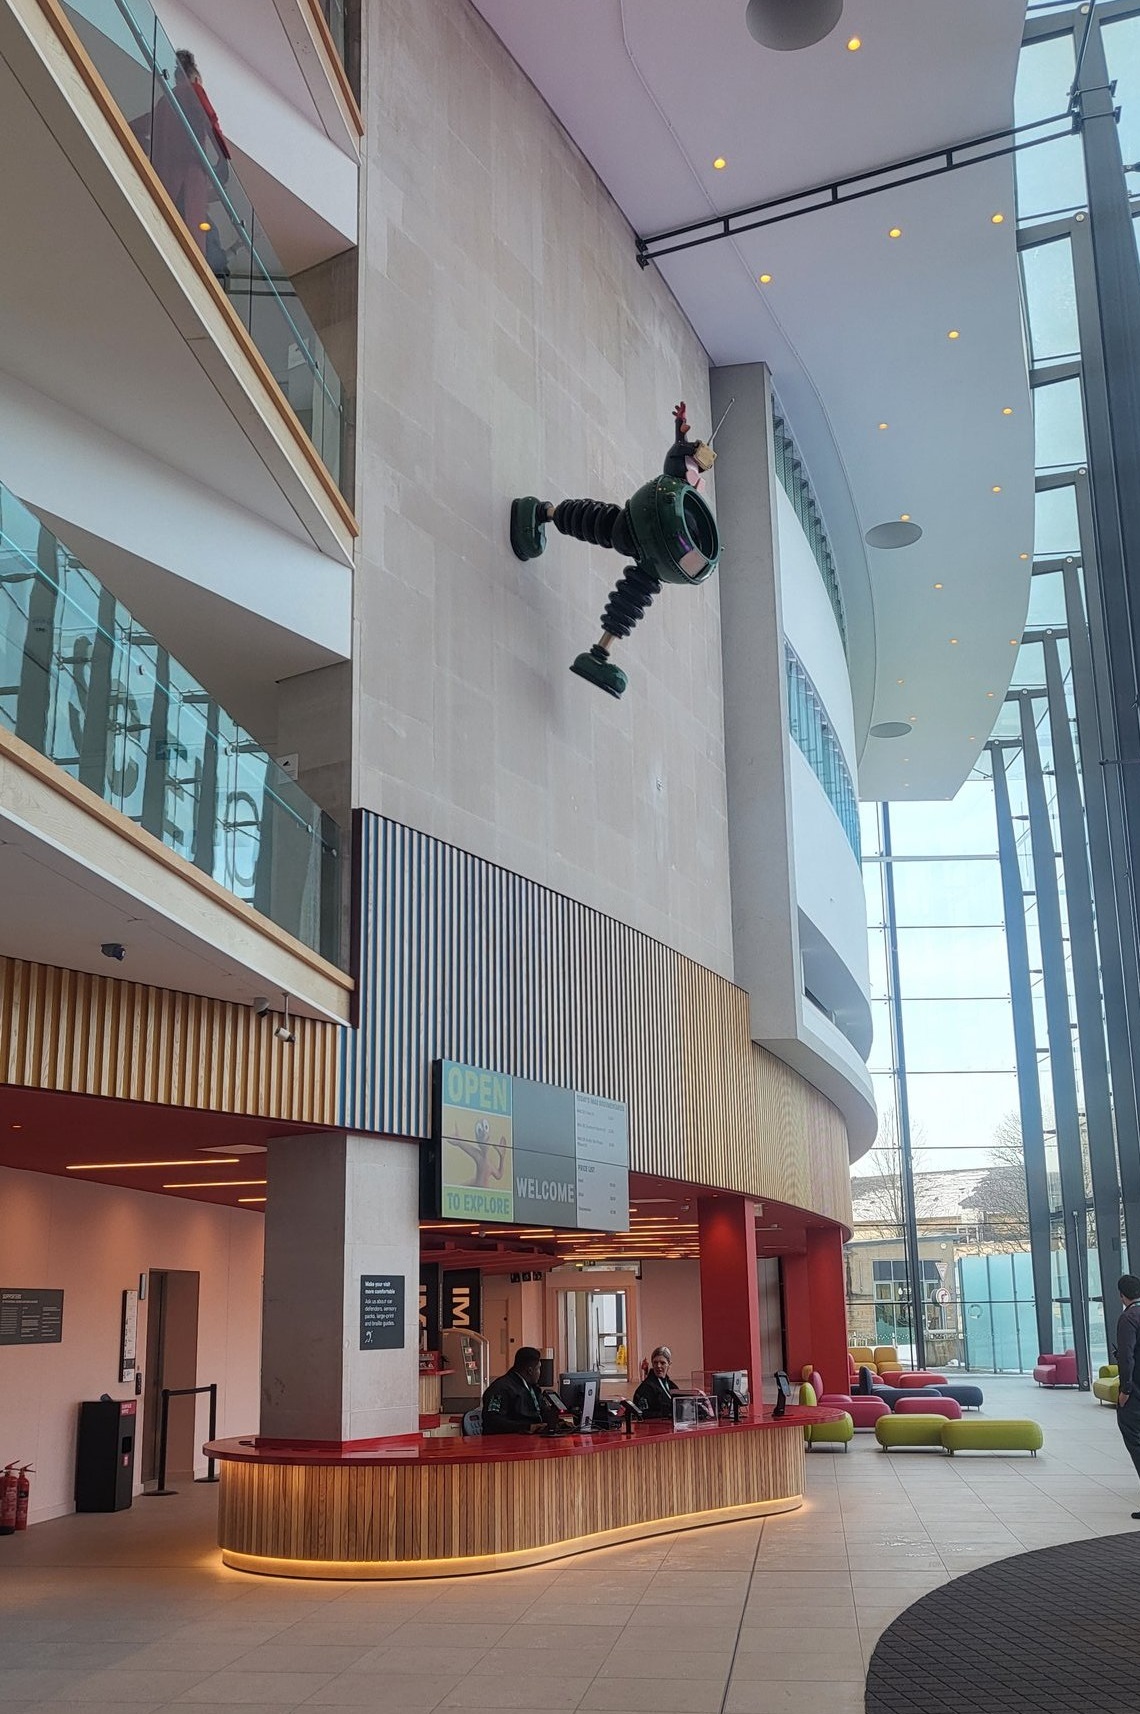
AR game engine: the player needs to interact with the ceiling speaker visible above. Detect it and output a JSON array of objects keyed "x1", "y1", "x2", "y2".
[{"x1": 745, "y1": 0, "x2": 844, "y2": 50}]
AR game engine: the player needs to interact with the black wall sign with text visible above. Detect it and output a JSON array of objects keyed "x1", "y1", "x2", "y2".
[
  {"x1": 442, "y1": 1268, "x2": 481, "y2": 1333},
  {"x1": 0, "y1": 1289, "x2": 63, "y2": 1345},
  {"x1": 359, "y1": 1275, "x2": 405, "y2": 1350},
  {"x1": 419, "y1": 1262, "x2": 441, "y2": 1351}
]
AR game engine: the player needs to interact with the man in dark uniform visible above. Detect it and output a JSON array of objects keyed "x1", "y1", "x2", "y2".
[
  {"x1": 482, "y1": 1347, "x2": 570, "y2": 1435},
  {"x1": 1113, "y1": 1274, "x2": 1140, "y2": 1518}
]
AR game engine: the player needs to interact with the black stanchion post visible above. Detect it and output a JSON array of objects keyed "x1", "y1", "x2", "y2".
[
  {"x1": 197, "y1": 1383, "x2": 219, "y2": 1484},
  {"x1": 147, "y1": 1388, "x2": 178, "y2": 1496}
]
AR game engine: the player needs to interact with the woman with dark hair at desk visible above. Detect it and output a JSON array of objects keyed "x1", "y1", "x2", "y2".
[{"x1": 633, "y1": 1347, "x2": 680, "y2": 1419}]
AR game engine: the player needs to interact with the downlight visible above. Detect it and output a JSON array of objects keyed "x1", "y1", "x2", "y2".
[{"x1": 745, "y1": 0, "x2": 843, "y2": 50}]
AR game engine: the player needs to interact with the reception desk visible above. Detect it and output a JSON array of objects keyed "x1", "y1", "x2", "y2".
[{"x1": 204, "y1": 1407, "x2": 840, "y2": 1579}]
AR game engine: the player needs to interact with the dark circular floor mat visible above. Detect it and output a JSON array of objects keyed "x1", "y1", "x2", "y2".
[{"x1": 865, "y1": 1530, "x2": 1140, "y2": 1714}]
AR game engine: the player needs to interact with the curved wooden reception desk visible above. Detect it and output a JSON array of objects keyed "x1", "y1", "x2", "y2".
[{"x1": 204, "y1": 1407, "x2": 839, "y2": 1579}]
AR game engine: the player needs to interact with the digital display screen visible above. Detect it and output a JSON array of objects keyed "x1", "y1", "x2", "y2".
[{"x1": 428, "y1": 1059, "x2": 629, "y2": 1232}]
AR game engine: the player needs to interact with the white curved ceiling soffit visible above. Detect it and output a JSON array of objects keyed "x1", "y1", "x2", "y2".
[{"x1": 469, "y1": 0, "x2": 1036, "y2": 802}]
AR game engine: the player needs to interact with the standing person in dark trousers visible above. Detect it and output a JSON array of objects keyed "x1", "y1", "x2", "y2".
[
  {"x1": 1113, "y1": 1274, "x2": 1140, "y2": 1517},
  {"x1": 482, "y1": 1347, "x2": 571, "y2": 1435}
]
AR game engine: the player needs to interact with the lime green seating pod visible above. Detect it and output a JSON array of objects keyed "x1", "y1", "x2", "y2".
[
  {"x1": 875, "y1": 1414, "x2": 945, "y2": 1451},
  {"x1": 941, "y1": 1419, "x2": 1042, "y2": 1455},
  {"x1": 1093, "y1": 1365, "x2": 1119, "y2": 1406},
  {"x1": 799, "y1": 1382, "x2": 854, "y2": 1450}
]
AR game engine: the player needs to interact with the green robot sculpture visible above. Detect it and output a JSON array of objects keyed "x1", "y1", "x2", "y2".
[{"x1": 509, "y1": 402, "x2": 721, "y2": 699}]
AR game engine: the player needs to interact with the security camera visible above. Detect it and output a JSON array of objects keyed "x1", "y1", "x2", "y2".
[
  {"x1": 252, "y1": 996, "x2": 271, "y2": 1017},
  {"x1": 273, "y1": 1024, "x2": 296, "y2": 1044},
  {"x1": 100, "y1": 943, "x2": 126, "y2": 962}
]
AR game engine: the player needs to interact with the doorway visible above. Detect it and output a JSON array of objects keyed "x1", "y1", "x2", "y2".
[
  {"x1": 555, "y1": 1281, "x2": 634, "y2": 1392},
  {"x1": 142, "y1": 1270, "x2": 200, "y2": 1482}
]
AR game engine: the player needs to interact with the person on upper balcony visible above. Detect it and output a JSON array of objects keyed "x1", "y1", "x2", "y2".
[{"x1": 150, "y1": 49, "x2": 232, "y2": 269}]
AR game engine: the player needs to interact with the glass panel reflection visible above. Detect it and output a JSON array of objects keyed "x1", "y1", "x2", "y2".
[
  {"x1": 1020, "y1": 238, "x2": 1080, "y2": 363},
  {"x1": 0, "y1": 481, "x2": 341, "y2": 960}
]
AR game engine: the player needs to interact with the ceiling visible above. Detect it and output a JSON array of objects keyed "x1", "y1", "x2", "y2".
[
  {"x1": 0, "y1": 813, "x2": 344, "y2": 1020},
  {"x1": 469, "y1": 0, "x2": 1037, "y2": 801},
  {"x1": 0, "y1": 1090, "x2": 839, "y2": 1255}
]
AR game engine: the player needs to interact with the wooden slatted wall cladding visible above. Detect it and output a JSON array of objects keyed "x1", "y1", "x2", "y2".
[
  {"x1": 217, "y1": 1428, "x2": 805, "y2": 1568},
  {"x1": 342, "y1": 812, "x2": 851, "y2": 1213},
  {"x1": 0, "y1": 956, "x2": 338, "y2": 1124}
]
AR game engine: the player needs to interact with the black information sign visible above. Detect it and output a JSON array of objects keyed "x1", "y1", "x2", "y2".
[
  {"x1": 359, "y1": 1275, "x2": 405, "y2": 1350},
  {"x1": 0, "y1": 1288, "x2": 64, "y2": 1345}
]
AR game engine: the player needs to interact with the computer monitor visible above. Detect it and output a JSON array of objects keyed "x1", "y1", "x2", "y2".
[
  {"x1": 711, "y1": 1369, "x2": 750, "y2": 1403},
  {"x1": 558, "y1": 1371, "x2": 602, "y2": 1428},
  {"x1": 772, "y1": 1370, "x2": 792, "y2": 1418}
]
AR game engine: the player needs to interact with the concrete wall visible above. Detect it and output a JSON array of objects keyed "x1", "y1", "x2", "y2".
[
  {"x1": 354, "y1": 0, "x2": 732, "y2": 976},
  {"x1": 0, "y1": 1167, "x2": 262, "y2": 1524}
]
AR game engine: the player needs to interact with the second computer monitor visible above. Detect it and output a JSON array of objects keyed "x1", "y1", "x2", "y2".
[{"x1": 558, "y1": 1371, "x2": 601, "y2": 1428}]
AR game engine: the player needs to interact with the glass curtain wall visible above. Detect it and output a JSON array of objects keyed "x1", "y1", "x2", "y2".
[{"x1": 849, "y1": 1, "x2": 1140, "y2": 1376}]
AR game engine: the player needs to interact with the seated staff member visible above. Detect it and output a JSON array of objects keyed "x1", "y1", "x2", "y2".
[
  {"x1": 482, "y1": 1347, "x2": 572, "y2": 1435},
  {"x1": 633, "y1": 1347, "x2": 680, "y2": 1419}
]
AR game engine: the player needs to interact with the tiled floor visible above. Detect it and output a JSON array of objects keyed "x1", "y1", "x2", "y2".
[{"x1": 2, "y1": 1379, "x2": 1138, "y2": 1714}]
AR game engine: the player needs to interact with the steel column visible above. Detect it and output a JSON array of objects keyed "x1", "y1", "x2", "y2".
[
  {"x1": 1042, "y1": 631, "x2": 1123, "y2": 1320},
  {"x1": 990, "y1": 742, "x2": 1055, "y2": 1357},
  {"x1": 1018, "y1": 693, "x2": 1092, "y2": 1387},
  {"x1": 880, "y1": 804, "x2": 926, "y2": 1371}
]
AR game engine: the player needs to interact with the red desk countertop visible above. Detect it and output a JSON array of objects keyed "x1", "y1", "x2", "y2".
[{"x1": 204, "y1": 1407, "x2": 844, "y2": 1469}]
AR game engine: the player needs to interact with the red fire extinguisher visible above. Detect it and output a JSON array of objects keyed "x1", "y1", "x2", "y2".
[
  {"x1": 14, "y1": 1467, "x2": 32, "y2": 1532},
  {"x1": 0, "y1": 1465, "x2": 17, "y2": 1536}
]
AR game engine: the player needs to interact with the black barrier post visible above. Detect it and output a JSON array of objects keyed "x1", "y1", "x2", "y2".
[
  {"x1": 145, "y1": 1383, "x2": 218, "y2": 1496},
  {"x1": 195, "y1": 1384, "x2": 219, "y2": 1484}
]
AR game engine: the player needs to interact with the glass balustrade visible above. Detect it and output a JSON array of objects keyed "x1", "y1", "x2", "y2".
[
  {"x1": 771, "y1": 402, "x2": 848, "y2": 649},
  {"x1": 0, "y1": 481, "x2": 341, "y2": 963},
  {"x1": 785, "y1": 641, "x2": 861, "y2": 860},
  {"x1": 319, "y1": 0, "x2": 347, "y2": 66},
  {"x1": 59, "y1": 0, "x2": 347, "y2": 493}
]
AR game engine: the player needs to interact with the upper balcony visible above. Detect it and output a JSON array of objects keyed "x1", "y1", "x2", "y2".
[
  {"x1": 0, "y1": 475, "x2": 349, "y2": 1019},
  {"x1": 61, "y1": 0, "x2": 351, "y2": 496},
  {"x1": 1, "y1": 0, "x2": 358, "y2": 578}
]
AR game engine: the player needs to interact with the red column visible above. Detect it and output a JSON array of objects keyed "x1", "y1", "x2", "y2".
[
  {"x1": 781, "y1": 1245, "x2": 813, "y2": 1383},
  {"x1": 697, "y1": 1195, "x2": 763, "y2": 1390},
  {"x1": 805, "y1": 1225, "x2": 848, "y2": 1396}
]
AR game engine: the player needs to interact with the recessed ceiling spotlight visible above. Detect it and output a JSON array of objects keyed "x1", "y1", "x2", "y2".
[
  {"x1": 888, "y1": 227, "x2": 902, "y2": 238},
  {"x1": 987, "y1": 691, "x2": 995, "y2": 698},
  {"x1": 934, "y1": 581, "x2": 943, "y2": 588},
  {"x1": 878, "y1": 421, "x2": 889, "y2": 430},
  {"x1": 1019, "y1": 552, "x2": 1030, "y2": 560},
  {"x1": 950, "y1": 637, "x2": 959, "y2": 645},
  {"x1": 713, "y1": 157, "x2": 727, "y2": 170},
  {"x1": 992, "y1": 484, "x2": 1002, "y2": 493},
  {"x1": 947, "y1": 329, "x2": 960, "y2": 340},
  {"x1": 847, "y1": 35, "x2": 862, "y2": 50},
  {"x1": 897, "y1": 678, "x2": 905, "y2": 685},
  {"x1": 1010, "y1": 639, "x2": 1019, "y2": 646},
  {"x1": 759, "y1": 272, "x2": 773, "y2": 283},
  {"x1": 900, "y1": 513, "x2": 911, "y2": 521},
  {"x1": 991, "y1": 212, "x2": 1005, "y2": 224},
  {"x1": 909, "y1": 715, "x2": 918, "y2": 722},
  {"x1": 1003, "y1": 406, "x2": 1014, "y2": 415},
  {"x1": 198, "y1": 221, "x2": 212, "y2": 232}
]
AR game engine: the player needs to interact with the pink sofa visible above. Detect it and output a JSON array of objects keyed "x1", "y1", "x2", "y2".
[
  {"x1": 1033, "y1": 1349, "x2": 1078, "y2": 1386},
  {"x1": 879, "y1": 1370, "x2": 949, "y2": 1387},
  {"x1": 894, "y1": 1394, "x2": 962, "y2": 1418},
  {"x1": 805, "y1": 1368, "x2": 888, "y2": 1430}
]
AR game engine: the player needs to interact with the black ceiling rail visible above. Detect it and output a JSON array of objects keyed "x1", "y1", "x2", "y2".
[{"x1": 635, "y1": 110, "x2": 1078, "y2": 267}]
